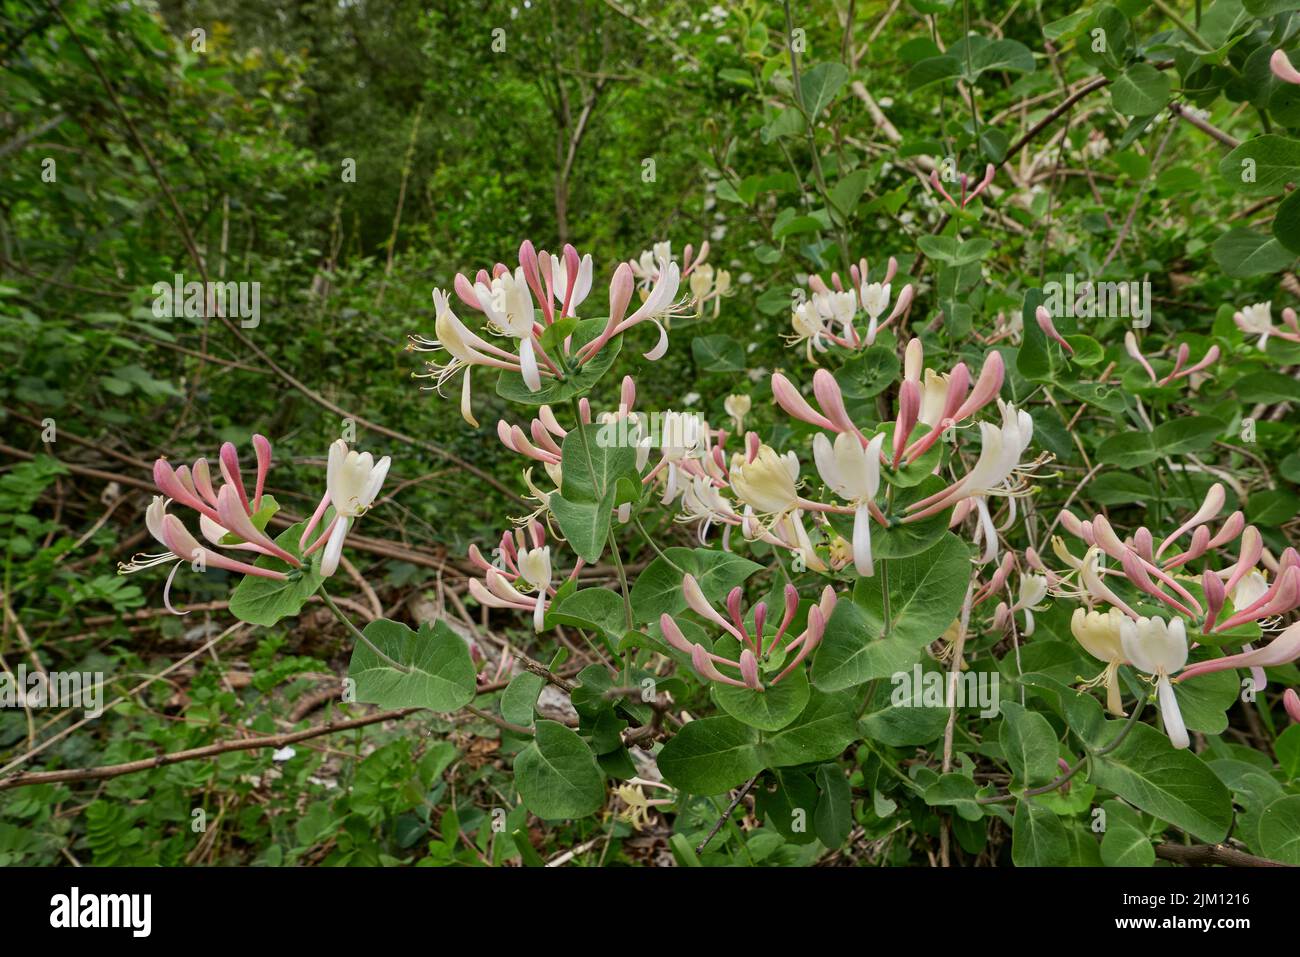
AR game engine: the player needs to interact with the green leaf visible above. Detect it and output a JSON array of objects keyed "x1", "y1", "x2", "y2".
[
  {"x1": 962, "y1": 37, "x2": 1036, "y2": 78},
  {"x1": 348, "y1": 619, "x2": 476, "y2": 712},
  {"x1": 1000, "y1": 701, "x2": 1060, "y2": 788},
  {"x1": 1090, "y1": 723, "x2": 1233, "y2": 842},
  {"x1": 758, "y1": 689, "x2": 858, "y2": 767},
  {"x1": 814, "y1": 764, "x2": 853, "y2": 848},
  {"x1": 495, "y1": 317, "x2": 621, "y2": 405},
  {"x1": 1012, "y1": 798, "x2": 1071, "y2": 866},
  {"x1": 1275, "y1": 188, "x2": 1300, "y2": 255},
  {"x1": 852, "y1": 534, "x2": 971, "y2": 649},
  {"x1": 1258, "y1": 795, "x2": 1300, "y2": 864},
  {"x1": 630, "y1": 548, "x2": 762, "y2": 623},
  {"x1": 561, "y1": 423, "x2": 638, "y2": 501},
  {"x1": 799, "y1": 62, "x2": 849, "y2": 119},
  {"x1": 1219, "y1": 135, "x2": 1300, "y2": 196},
  {"x1": 501, "y1": 671, "x2": 545, "y2": 727},
  {"x1": 925, "y1": 773, "x2": 985, "y2": 821},
  {"x1": 907, "y1": 54, "x2": 961, "y2": 90},
  {"x1": 1098, "y1": 417, "x2": 1224, "y2": 468},
  {"x1": 713, "y1": 665, "x2": 810, "y2": 730},
  {"x1": 812, "y1": 598, "x2": 918, "y2": 692},
  {"x1": 1109, "y1": 63, "x2": 1170, "y2": 115},
  {"x1": 691, "y1": 334, "x2": 745, "y2": 373},
  {"x1": 1100, "y1": 800, "x2": 1155, "y2": 867},
  {"x1": 228, "y1": 521, "x2": 323, "y2": 627},
  {"x1": 549, "y1": 488, "x2": 615, "y2": 563},
  {"x1": 549, "y1": 588, "x2": 626, "y2": 637},
  {"x1": 657, "y1": 715, "x2": 763, "y2": 793},
  {"x1": 1213, "y1": 228, "x2": 1295, "y2": 278},
  {"x1": 514, "y1": 720, "x2": 605, "y2": 820},
  {"x1": 1276, "y1": 724, "x2": 1300, "y2": 781}
]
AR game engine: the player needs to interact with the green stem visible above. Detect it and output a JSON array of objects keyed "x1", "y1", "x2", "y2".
[
  {"x1": 976, "y1": 696, "x2": 1146, "y2": 805},
  {"x1": 570, "y1": 396, "x2": 633, "y2": 631},
  {"x1": 1151, "y1": 0, "x2": 1213, "y2": 51},
  {"x1": 316, "y1": 583, "x2": 409, "y2": 673}
]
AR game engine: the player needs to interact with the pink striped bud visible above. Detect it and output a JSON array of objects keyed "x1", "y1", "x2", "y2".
[
  {"x1": 1035, "y1": 305, "x2": 1074, "y2": 354},
  {"x1": 772, "y1": 373, "x2": 835, "y2": 430}
]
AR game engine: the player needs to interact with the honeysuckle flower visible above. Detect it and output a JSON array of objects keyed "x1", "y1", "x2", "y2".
[
  {"x1": 729, "y1": 444, "x2": 800, "y2": 516},
  {"x1": 724, "y1": 394, "x2": 751, "y2": 434},
  {"x1": 659, "y1": 581, "x2": 835, "y2": 690},
  {"x1": 1071, "y1": 607, "x2": 1129, "y2": 716},
  {"x1": 614, "y1": 779, "x2": 676, "y2": 830},
  {"x1": 812, "y1": 431, "x2": 885, "y2": 576},
  {"x1": 1271, "y1": 49, "x2": 1300, "y2": 85},
  {"x1": 677, "y1": 473, "x2": 743, "y2": 544},
  {"x1": 994, "y1": 572, "x2": 1049, "y2": 637},
  {"x1": 295, "y1": 440, "x2": 390, "y2": 578},
  {"x1": 741, "y1": 506, "x2": 829, "y2": 573},
  {"x1": 1177, "y1": 621, "x2": 1300, "y2": 684},
  {"x1": 786, "y1": 258, "x2": 914, "y2": 356},
  {"x1": 903, "y1": 400, "x2": 1038, "y2": 564},
  {"x1": 630, "y1": 240, "x2": 708, "y2": 291},
  {"x1": 413, "y1": 240, "x2": 693, "y2": 426},
  {"x1": 786, "y1": 299, "x2": 834, "y2": 360},
  {"x1": 121, "y1": 435, "x2": 308, "y2": 613},
  {"x1": 466, "y1": 522, "x2": 581, "y2": 631},
  {"x1": 1120, "y1": 615, "x2": 1190, "y2": 749},
  {"x1": 929, "y1": 164, "x2": 995, "y2": 209},
  {"x1": 689, "y1": 263, "x2": 732, "y2": 317},
  {"x1": 1052, "y1": 486, "x2": 1300, "y2": 641},
  {"x1": 1232, "y1": 301, "x2": 1300, "y2": 349},
  {"x1": 1285, "y1": 688, "x2": 1300, "y2": 723},
  {"x1": 1124, "y1": 331, "x2": 1221, "y2": 386}
]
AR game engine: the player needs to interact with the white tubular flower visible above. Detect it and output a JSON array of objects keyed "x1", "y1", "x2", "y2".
[
  {"x1": 1120, "y1": 615, "x2": 1190, "y2": 749},
  {"x1": 918, "y1": 368, "x2": 952, "y2": 430},
  {"x1": 1011, "y1": 573, "x2": 1048, "y2": 636},
  {"x1": 1232, "y1": 302, "x2": 1273, "y2": 350},
  {"x1": 516, "y1": 544, "x2": 553, "y2": 632},
  {"x1": 321, "y1": 440, "x2": 391, "y2": 577},
  {"x1": 476, "y1": 268, "x2": 536, "y2": 339},
  {"x1": 730, "y1": 445, "x2": 800, "y2": 516},
  {"x1": 1230, "y1": 569, "x2": 1269, "y2": 610},
  {"x1": 1070, "y1": 607, "x2": 1128, "y2": 715},
  {"x1": 677, "y1": 475, "x2": 740, "y2": 543},
  {"x1": 813, "y1": 432, "x2": 885, "y2": 576},
  {"x1": 723, "y1": 394, "x2": 751, "y2": 434},
  {"x1": 788, "y1": 301, "x2": 831, "y2": 360},
  {"x1": 858, "y1": 281, "x2": 890, "y2": 342},
  {"x1": 907, "y1": 401, "x2": 1034, "y2": 564}
]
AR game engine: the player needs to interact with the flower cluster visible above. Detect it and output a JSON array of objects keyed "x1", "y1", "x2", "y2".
[
  {"x1": 411, "y1": 240, "x2": 689, "y2": 426},
  {"x1": 659, "y1": 576, "x2": 836, "y2": 691},
  {"x1": 785, "y1": 257, "x2": 915, "y2": 360},
  {"x1": 121, "y1": 437, "x2": 389, "y2": 610},
  {"x1": 1233, "y1": 301, "x2": 1300, "y2": 350},
  {"x1": 1049, "y1": 484, "x2": 1300, "y2": 746},
  {"x1": 467, "y1": 520, "x2": 577, "y2": 632},
  {"x1": 772, "y1": 338, "x2": 1042, "y2": 567}
]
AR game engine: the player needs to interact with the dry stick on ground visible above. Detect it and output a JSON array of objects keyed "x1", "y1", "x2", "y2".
[
  {"x1": 0, "y1": 621, "x2": 248, "y2": 777},
  {"x1": 0, "y1": 706, "x2": 423, "y2": 792},
  {"x1": 48, "y1": 3, "x2": 524, "y2": 506}
]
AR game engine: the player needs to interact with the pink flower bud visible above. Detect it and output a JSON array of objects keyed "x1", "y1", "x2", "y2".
[
  {"x1": 1034, "y1": 305, "x2": 1074, "y2": 354},
  {"x1": 1285, "y1": 688, "x2": 1300, "y2": 723}
]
